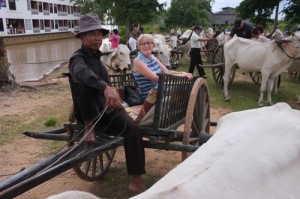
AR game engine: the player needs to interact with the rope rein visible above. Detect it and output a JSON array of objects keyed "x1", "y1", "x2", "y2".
[
  {"x1": 0, "y1": 104, "x2": 128, "y2": 177},
  {"x1": 278, "y1": 41, "x2": 300, "y2": 60}
]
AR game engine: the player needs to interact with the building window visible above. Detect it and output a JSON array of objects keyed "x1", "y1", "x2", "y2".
[
  {"x1": 50, "y1": 4, "x2": 53, "y2": 13},
  {"x1": 40, "y1": 20, "x2": 44, "y2": 30},
  {"x1": 54, "y1": 4, "x2": 57, "y2": 13},
  {"x1": 55, "y1": 20, "x2": 58, "y2": 29},
  {"x1": 33, "y1": 20, "x2": 39, "y2": 28},
  {"x1": 51, "y1": 20, "x2": 54, "y2": 29},
  {"x1": 0, "y1": 18, "x2": 4, "y2": 31},
  {"x1": 25, "y1": 19, "x2": 32, "y2": 30},
  {"x1": 38, "y1": 2, "x2": 43, "y2": 12},
  {"x1": 9, "y1": 0, "x2": 16, "y2": 10}
]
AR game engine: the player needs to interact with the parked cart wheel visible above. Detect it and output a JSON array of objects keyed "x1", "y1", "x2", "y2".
[
  {"x1": 182, "y1": 78, "x2": 210, "y2": 160},
  {"x1": 249, "y1": 72, "x2": 281, "y2": 88},
  {"x1": 72, "y1": 144, "x2": 116, "y2": 181},
  {"x1": 205, "y1": 38, "x2": 219, "y2": 63},
  {"x1": 211, "y1": 45, "x2": 235, "y2": 87},
  {"x1": 287, "y1": 60, "x2": 300, "y2": 82},
  {"x1": 169, "y1": 50, "x2": 181, "y2": 69},
  {"x1": 288, "y1": 71, "x2": 300, "y2": 82},
  {"x1": 68, "y1": 106, "x2": 117, "y2": 181}
]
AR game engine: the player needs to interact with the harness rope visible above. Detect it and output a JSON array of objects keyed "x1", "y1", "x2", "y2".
[
  {"x1": 278, "y1": 41, "x2": 300, "y2": 60},
  {"x1": 0, "y1": 104, "x2": 128, "y2": 177}
]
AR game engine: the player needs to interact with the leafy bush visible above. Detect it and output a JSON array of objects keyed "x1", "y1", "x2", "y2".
[{"x1": 44, "y1": 118, "x2": 57, "y2": 127}]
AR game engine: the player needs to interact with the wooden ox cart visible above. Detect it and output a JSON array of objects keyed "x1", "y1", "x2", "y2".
[{"x1": 0, "y1": 73, "x2": 214, "y2": 198}]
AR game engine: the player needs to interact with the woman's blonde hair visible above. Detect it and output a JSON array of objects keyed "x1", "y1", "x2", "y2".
[{"x1": 137, "y1": 34, "x2": 155, "y2": 49}]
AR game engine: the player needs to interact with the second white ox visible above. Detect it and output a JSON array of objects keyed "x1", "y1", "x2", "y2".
[
  {"x1": 223, "y1": 33, "x2": 300, "y2": 107},
  {"x1": 178, "y1": 28, "x2": 214, "y2": 55},
  {"x1": 153, "y1": 37, "x2": 172, "y2": 68},
  {"x1": 100, "y1": 44, "x2": 131, "y2": 75}
]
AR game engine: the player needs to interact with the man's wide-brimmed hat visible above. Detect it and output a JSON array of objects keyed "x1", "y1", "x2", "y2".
[
  {"x1": 75, "y1": 13, "x2": 109, "y2": 38},
  {"x1": 234, "y1": 19, "x2": 242, "y2": 28},
  {"x1": 193, "y1": 25, "x2": 202, "y2": 31}
]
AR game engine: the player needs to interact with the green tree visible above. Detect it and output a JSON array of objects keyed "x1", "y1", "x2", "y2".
[
  {"x1": 72, "y1": 0, "x2": 165, "y2": 27},
  {"x1": 237, "y1": 0, "x2": 300, "y2": 28},
  {"x1": 165, "y1": 0, "x2": 212, "y2": 28},
  {"x1": 282, "y1": 0, "x2": 300, "y2": 27}
]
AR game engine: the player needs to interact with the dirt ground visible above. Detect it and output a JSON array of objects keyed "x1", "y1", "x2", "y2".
[{"x1": 0, "y1": 65, "x2": 230, "y2": 199}]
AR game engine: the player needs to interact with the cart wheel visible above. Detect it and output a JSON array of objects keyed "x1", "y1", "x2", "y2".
[
  {"x1": 288, "y1": 71, "x2": 300, "y2": 82},
  {"x1": 182, "y1": 78, "x2": 210, "y2": 161},
  {"x1": 169, "y1": 51, "x2": 180, "y2": 69},
  {"x1": 73, "y1": 146, "x2": 116, "y2": 181},
  {"x1": 211, "y1": 45, "x2": 235, "y2": 87},
  {"x1": 207, "y1": 39, "x2": 219, "y2": 62},
  {"x1": 68, "y1": 104, "x2": 117, "y2": 181},
  {"x1": 249, "y1": 72, "x2": 261, "y2": 85},
  {"x1": 249, "y1": 72, "x2": 281, "y2": 88}
]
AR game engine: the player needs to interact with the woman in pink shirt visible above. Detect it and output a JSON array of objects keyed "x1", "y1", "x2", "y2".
[{"x1": 109, "y1": 29, "x2": 120, "y2": 49}]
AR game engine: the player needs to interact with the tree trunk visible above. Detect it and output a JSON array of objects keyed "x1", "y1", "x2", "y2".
[
  {"x1": 266, "y1": 4, "x2": 279, "y2": 38},
  {"x1": 0, "y1": 37, "x2": 17, "y2": 91}
]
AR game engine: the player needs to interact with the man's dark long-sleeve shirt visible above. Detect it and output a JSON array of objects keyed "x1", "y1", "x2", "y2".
[
  {"x1": 69, "y1": 45, "x2": 109, "y2": 92},
  {"x1": 229, "y1": 21, "x2": 253, "y2": 39}
]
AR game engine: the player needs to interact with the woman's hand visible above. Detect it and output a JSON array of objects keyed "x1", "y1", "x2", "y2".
[
  {"x1": 184, "y1": 72, "x2": 193, "y2": 80},
  {"x1": 104, "y1": 85, "x2": 120, "y2": 108}
]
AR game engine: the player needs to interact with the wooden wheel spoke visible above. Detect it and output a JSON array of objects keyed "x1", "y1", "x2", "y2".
[
  {"x1": 105, "y1": 150, "x2": 112, "y2": 161},
  {"x1": 91, "y1": 157, "x2": 97, "y2": 176},
  {"x1": 83, "y1": 159, "x2": 92, "y2": 175},
  {"x1": 99, "y1": 153, "x2": 104, "y2": 171}
]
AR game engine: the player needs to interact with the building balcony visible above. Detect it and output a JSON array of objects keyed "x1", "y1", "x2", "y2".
[
  {"x1": 74, "y1": 12, "x2": 81, "y2": 17},
  {"x1": 31, "y1": 8, "x2": 39, "y2": 15},
  {"x1": 44, "y1": 10, "x2": 50, "y2": 15},
  {"x1": 45, "y1": 27, "x2": 51, "y2": 32},
  {"x1": 57, "y1": 11, "x2": 68, "y2": 16},
  {"x1": 33, "y1": 27, "x2": 40, "y2": 33},
  {"x1": 58, "y1": 26, "x2": 69, "y2": 31}
]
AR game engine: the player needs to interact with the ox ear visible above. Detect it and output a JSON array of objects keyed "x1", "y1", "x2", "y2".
[
  {"x1": 110, "y1": 49, "x2": 117, "y2": 59},
  {"x1": 110, "y1": 50, "x2": 117, "y2": 68}
]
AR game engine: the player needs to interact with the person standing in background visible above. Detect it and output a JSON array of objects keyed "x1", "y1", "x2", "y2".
[
  {"x1": 109, "y1": 29, "x2": 120, "y2": 49},
  {"x1": 188, "y1": 25, "x2": 211, "y2": 78},
  {"x1": 228, "y1": 19, "x2": 254, "y2": 41},
  {"x1": 251, "y1": 26, "x2": 269, "y2": 42},
  {"x1": 128, "y1": 26, "x2": 139, "y2": 53},
  {"x1": 296, "y1": 24, "x2": 300, "y2": 33}
]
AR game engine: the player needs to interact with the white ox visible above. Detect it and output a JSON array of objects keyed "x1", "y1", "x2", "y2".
[
  {"x1": 46, "y1": 190, "x2": 99, "y2": 199},
  {"x1": 178, "y1": 28, "x2": 214, "y2": 55},
  {"x1": 153, "y1": 38, "x2": 172, "y2": 68},
  {"x1": 132, "y1": 102, "x2": 300, "y2": 199},
  {"x1": 270, "y1": 29, "x2": 284, "y2": 41},
  {"x1": 223, "y1": 33, "x2": 300, "y2": 107},
  {"x1": 100, "y1": 43, "x2": 131, "y2": 75},
  {"x1": 216, "y1": 31, "x2": 230, "y2": 46}
]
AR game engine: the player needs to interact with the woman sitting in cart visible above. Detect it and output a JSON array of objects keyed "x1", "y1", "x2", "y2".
[{"x1": 132, "y1": 34, "x2": 193, "y2": 123}]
